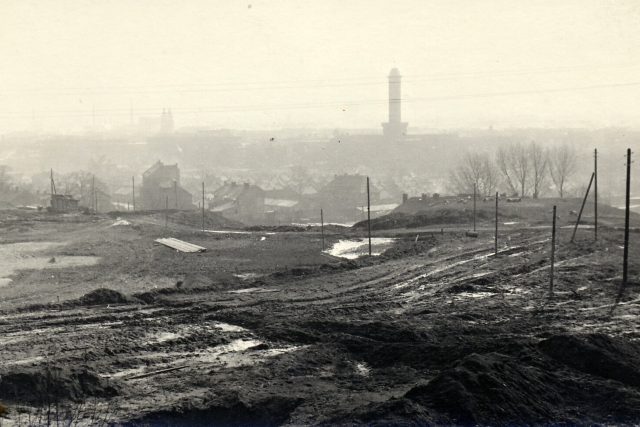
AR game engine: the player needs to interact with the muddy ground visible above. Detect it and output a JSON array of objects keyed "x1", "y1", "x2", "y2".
[{"x1": 1, "y1": 209, "x2": 640, "y2": 425}]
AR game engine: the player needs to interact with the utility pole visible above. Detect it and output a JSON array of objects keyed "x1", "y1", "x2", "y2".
[
  {"x1": 92, "y1": 175, "x2": 95, "y2": 213},
  {"x1": 132, "y1": 176, "x2": 136, "y2": 211},
  {"x1": 174, "y1": 181, "x2": 178, "y2": 209},
  {"x1": 165, "y1": 195, "x2": 169, "y2": 229},
  {"x1": 202, "y1": 182, "x2": 205, "y2": 232},
  {"x1": 623, "y1": 148, "x2": 631, "y2": 290},
  {"x1": 550, "y1": 205, "x2": 557, "y2": 298},
  {"x1": 594, "y1": 148, "x2": 598, "y2": 241},
  {"x1": 50, "y1": 169, "x2": 55, "y2": 196},
  {"x1": 473, "y1": 183, "x2": 477, "y2": 232},
  {"x1": 613, "y1": 148, "x2": 633, "y2": 314},
  {"x1": 494, "y1": 192, "x2": 499, "y2": 256},
  {"x1": 321, "y1": 208, "x2": 325, "y2": 251},
  {"x1": 571, "y1": 172, "x2": 595, "y2": 243},
  {"x1": 367, "y1": 176, "x2": 372, "y2": 256}
]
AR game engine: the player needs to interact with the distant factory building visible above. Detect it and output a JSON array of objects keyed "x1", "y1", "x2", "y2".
[
  {"x1": 381, "y1": 68, "x2": 408, "y2": 141},
  {"x1": 211, "y1": 182, "x2": 265, "y2": 225},
  {"x1": 141, "y1": 161, "x2": 193, "y2": 210},
  {"x1": 160, "y1": 108, "x2": 174, "y2": 134}
]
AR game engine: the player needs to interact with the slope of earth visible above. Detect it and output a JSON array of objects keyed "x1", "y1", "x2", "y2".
[
  {"x1": 0, "y1": 214, "x2": 639, "y2": 425},
  {"x1": 0, "y1": 210, "x2": 337, "y2": 310},
  {"x1": 358, "y1": 198, "x2": 640, "y2": 231}
]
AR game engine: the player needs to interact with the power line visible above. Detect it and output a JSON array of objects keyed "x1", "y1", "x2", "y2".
[
  {"x1": 2, "y1": 79, "x2": 640, "y2": 120},
  {"x1": 2, "y1": 62, "x2": 639, "y2": 96}
]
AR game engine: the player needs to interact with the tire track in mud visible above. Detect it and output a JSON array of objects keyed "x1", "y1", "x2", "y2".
[{"x1": 278, "y1": 237, "x2": 551, "y2": 316}]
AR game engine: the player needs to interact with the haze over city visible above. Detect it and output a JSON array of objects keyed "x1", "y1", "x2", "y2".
[{"x1": 3, "y1": 0, "x2": 640, "y2": 132}]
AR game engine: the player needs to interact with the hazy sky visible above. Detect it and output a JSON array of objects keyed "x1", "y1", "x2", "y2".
[{"x1": 2, "y1": 0, "x2": 640, "y2": 132}]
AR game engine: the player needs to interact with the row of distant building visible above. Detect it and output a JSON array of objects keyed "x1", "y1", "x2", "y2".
[
  {"x1": 132, "y1": 161, "x2": 400, "y2": 224},
  {"x1": 50, "y1": 159, "x2": 480, "y2": 225}
]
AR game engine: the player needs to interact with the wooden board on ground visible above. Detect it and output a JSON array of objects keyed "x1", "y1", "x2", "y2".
[{"x1": 155, "y1": 237, "x2": 206, "y2": 253}]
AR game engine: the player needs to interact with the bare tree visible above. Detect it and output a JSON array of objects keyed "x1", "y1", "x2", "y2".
[
  {"x1": 549, "y1": 144, "x2": 577, "y2": 198},
  {"x1": 529, "y1": 141, "x2": 548, "y2": 199},
  {"x1": 496, "y1": 142, "x2": 529, "y2": 197},
  {"x1": 449, "y1": 152, "x2": 499, "y2": 196}
]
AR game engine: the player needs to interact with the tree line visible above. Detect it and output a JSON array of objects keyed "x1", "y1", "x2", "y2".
[{"x1": 449, "y1": 142, "x2": 578, "y2": 198}]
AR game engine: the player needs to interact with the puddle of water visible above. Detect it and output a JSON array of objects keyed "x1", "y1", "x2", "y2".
[
  {"x1": 106, "y1": 338, "x2": 302, "y2": 380},
  {"x1": 324, "y1": 238, "x2": 396, "y2": 260},
  {"x1": 233, "y1": 273, "x2": 263, "y2": 281},
  {"x1": 228, "y1": 287, "x2": 278, "y2": 294},
  {"x1": 206, "y1": 230, "x2": 276, "y2": 236},
  {"x1": 110, "y1": 218, "x2": 131, "y2": 226},
  {"x1": 509, "y1": 252, "x2": 526, "y2": 258},
  {"x1": 147, "y1": 332, "x2": 182, "y2": 344},
  {"x1": 5, "y1": 355, "x2": 45, "y2": 366},
  {"x1": 0, "y1": 241, "x2": 100, "y2": 287},
  {"x1": 293, "y1": 222, "x2": 354, "y2": 227},
  {"x1": 355, "y1": 362, "x2": 371, "y2": 376},
  {"x1": 455, "y1": 291, "x2": 496, "y2": 300},
  {"x1": 213, "y1": 322, "x2": 249, "y2": 333}
]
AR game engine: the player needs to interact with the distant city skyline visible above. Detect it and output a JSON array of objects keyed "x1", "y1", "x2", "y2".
[{"x1": 2, "y1": 0, "x2": 640, "y2": 133}]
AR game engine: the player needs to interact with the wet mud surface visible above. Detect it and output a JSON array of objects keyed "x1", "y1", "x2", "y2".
[{"x1": 1, "y1": 210, "x2": 640, "y2": 425}]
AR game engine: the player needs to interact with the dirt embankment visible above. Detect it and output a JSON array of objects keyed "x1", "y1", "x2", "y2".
[
  {"x1": 358, "y1": 198, "x2": 639, "y2": 231},
  {"x1": 107, "y1": 210, "x2": 245, "y2": 230},
  {"x1": 354, "y1": 210, "x2": 517, "y2": 231}
]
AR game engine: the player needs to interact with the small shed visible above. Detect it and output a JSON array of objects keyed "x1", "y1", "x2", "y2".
[{"x1": 50, "y1": 194, "x2": 79, "y2": 212}]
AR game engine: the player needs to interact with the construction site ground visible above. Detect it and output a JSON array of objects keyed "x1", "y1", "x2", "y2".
[{"x1": 1, "y1": 209, "x2": 640, "y2": 425}]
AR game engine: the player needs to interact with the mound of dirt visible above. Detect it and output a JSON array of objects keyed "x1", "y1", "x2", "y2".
[
  {"x1": 327, "y1": 398, "x2": 433, "y2": 426},
  {"x1": 169, "y1": 210, "x2": 245, "y2": 230},
  {"x1": 78, "y1": 288, "x2": 137, "y2": 306},
  {"x1": 354, "y1": 209, "x2": 512, "y2": 231},
  {"x1": 127, "y1": 394, "x2": 303, "y2": 427},
  {"x1": 405, "y1": 352, "x2": 564, "y2": 425},
  {"x1": 107, "y1": 210, "x2": 244, "y2": 229},
  {"x1": 0, "y1": 367, "x2": 118, "y2": 404},
  {"x1": 539, "y1": 333, "x2": 640, "y2": 387}
]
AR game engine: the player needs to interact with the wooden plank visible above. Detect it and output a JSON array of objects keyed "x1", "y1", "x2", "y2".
[{"x1": 155, "y1": 237, "x2": 206, "y2": 253}]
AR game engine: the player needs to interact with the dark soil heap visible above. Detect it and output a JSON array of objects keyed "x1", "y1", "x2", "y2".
[
  {"x1": 127, "y1": 394, "x2": 303, "y2": 427},
  {"x1": 405, "y1": 352, "x2": 564, "y2": 425},
  {"x1": 78, "y1": 288, "x2": 137, "y2": 306},
  {"x1": 539, "y1": 333, "x2": 640, "y2": 387},
  {"x1": 0, "y1": 367, "x2": 118, "y2": 404}
]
